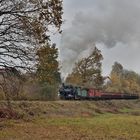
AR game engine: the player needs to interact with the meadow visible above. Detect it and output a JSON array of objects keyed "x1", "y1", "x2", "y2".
[{"x1": 0, "y1": 100, "x2": 140, "y2": 140}]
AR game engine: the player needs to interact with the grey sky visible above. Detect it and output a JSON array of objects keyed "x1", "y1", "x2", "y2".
[{"x1": 59, "y1": 0, "x2": 140, "y2": 77}]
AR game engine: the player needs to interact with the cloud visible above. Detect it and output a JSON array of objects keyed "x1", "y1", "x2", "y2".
[{"x1": 60, "y1": 0, "x2": 140, "y2": 77}]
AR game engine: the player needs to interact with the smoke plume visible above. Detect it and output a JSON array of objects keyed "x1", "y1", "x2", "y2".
[{"x1": 60, "y1": 0, "x2": 140, "y2": 77}]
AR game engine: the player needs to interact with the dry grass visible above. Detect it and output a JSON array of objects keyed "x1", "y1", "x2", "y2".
[
  {"x1": 0, "y1": 100, "x2": 140, "y2": 118},
  {"x1": 0, "y1": 114, "x2": 140, "y2": 140},
  {"x1": 0, "y1": 100, "x2": 140, "y2": 140}
]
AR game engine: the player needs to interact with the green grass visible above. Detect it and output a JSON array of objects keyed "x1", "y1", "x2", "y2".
[
  {"x1": 119, "y1": 107, "x2": 133, "y2": 113},
  {"x1": 0, "y1": 114, "x2": 140, "y2": 140}
]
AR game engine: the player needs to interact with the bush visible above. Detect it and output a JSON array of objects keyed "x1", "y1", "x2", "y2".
[
  {"x1": 0, "y1": 108, "x2": 21, "y2": 119},
  {"x1": 0, "y1": 91, "x2": 4, "y2": 100},
  {"x1": 39, "y1": 83, "x2": 59, "y2": 101},
  {"x1": 22, "y1": 82, "x2": 59, "y2": 100}
]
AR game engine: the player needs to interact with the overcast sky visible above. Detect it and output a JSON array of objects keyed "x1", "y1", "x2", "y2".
[{"x1": 56, "y1": 0, "x2": 140, "y2": 77}]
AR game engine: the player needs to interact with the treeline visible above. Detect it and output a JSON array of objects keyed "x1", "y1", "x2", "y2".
[
  {"x1": 0, "y1": 43, "x2": 61, "y2": 101},
  {"x1": 0, "y1": 45, "x2": 140, "y2": 103},
  {"x1": 0, "y1": 0, "x2": 139, "y2": 103},
  {"x1": 0, "y1": 0, "x2": 63, "y2": 106},
  {"x1": 66, "y1": 47, "x2": 140, "y2": 95},
  {"x1": 105, "y1": 62, "x2": 140, "y2": 94}
]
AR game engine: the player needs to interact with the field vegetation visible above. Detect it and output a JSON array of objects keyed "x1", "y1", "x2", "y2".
[{"x1": 0, "y1": 100, "x2": 140, "y2": 140}]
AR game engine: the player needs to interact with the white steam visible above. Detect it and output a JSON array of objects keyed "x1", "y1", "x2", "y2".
[{"x1": 60, "y1": 0, "x2": 140, "y2": 77}]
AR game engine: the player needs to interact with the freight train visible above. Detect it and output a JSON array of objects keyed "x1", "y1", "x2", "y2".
[{"x1": 59, "y1": 84, "x2": 139, "y2": 100}]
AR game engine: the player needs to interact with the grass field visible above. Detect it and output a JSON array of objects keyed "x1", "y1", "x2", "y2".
[{"x1": 0, "y1": 100, "x2": 140, "y2": 140}]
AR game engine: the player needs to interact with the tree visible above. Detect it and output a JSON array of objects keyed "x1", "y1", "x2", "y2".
[
  {"x1": 111, "y1": 62, "x2": 123, "y2": 75},
  {"x1": 66, "y1": 72, "x2": 83, "y2": 86},
  {"x1": 66, "y1": 47, "x2": 104, "y2": 88},
  {"x1": 0, "y1": 67, "x2": 22, "y2": 108},
  {"x1": 0, "y1": 0, "x2": 63, "y2": 69},
  {"x1": 36, "y1": 43, "x2": 61, "y2": 100},
  {"x1": 107, "y1": 62, "x2": 123, "y2": 92},
  {"x1": 0, "y1": 0, "x2": 63, "y2": 105},
  {"x1": 106, "y1": 62, "x2": 140, "y2": 94},
  {"x1": 36, "y1": 43, "x2": 60, "y2": 84}
]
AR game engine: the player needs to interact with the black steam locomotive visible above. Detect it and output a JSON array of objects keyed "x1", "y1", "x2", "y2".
[{"x1": 59, "y1": 84, "x2": 139, "y2": 100}]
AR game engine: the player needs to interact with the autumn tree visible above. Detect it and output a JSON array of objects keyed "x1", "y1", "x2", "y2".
[
  {"x1": 107, "y1": 62, "x2": 124, "y2": 92},
  {"x1": 111, "y1": 62, "x2": 123, "y2": 75},
  {"x1": 106, "y1": 62, "x2": 140, "y2": 94},
  {"x1": 66, "y1": 72, "x2": 83, "y2": 86},
  {"x1": 36, "y1": 43, "x2": 61, "y2": 100},
  {"x1": 0, "y1": 0, "x2": 63, "y2": 69},
  {"x1": 0, "y1": 0, "x2": 63, "y2": 104},
  {"x1": 36, "y1": 43, "x2": 61, "y2": 84},
  {"x1": 66, "y1": 47, "x2": 104, "y2": 88}
]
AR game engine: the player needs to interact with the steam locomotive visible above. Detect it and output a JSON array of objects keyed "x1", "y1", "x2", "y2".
[{"x1": 59, "y1": 84, "x2": 139, "y2": 100}]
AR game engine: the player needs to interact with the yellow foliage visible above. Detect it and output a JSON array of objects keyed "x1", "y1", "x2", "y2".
[{"x1": 107, "y1": 63, "x2": 140, "y2": 94}]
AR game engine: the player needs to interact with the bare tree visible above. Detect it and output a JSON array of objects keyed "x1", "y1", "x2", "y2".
[
  {"x1": 0, "y1": 0, "x2": 63, "y2": 69},
  {"x1": 0, "y1": 0, "x2": 63, "y2": 109},
  {"x1": 0, "y1": 67, "x2": 22, "y2": 108}
]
